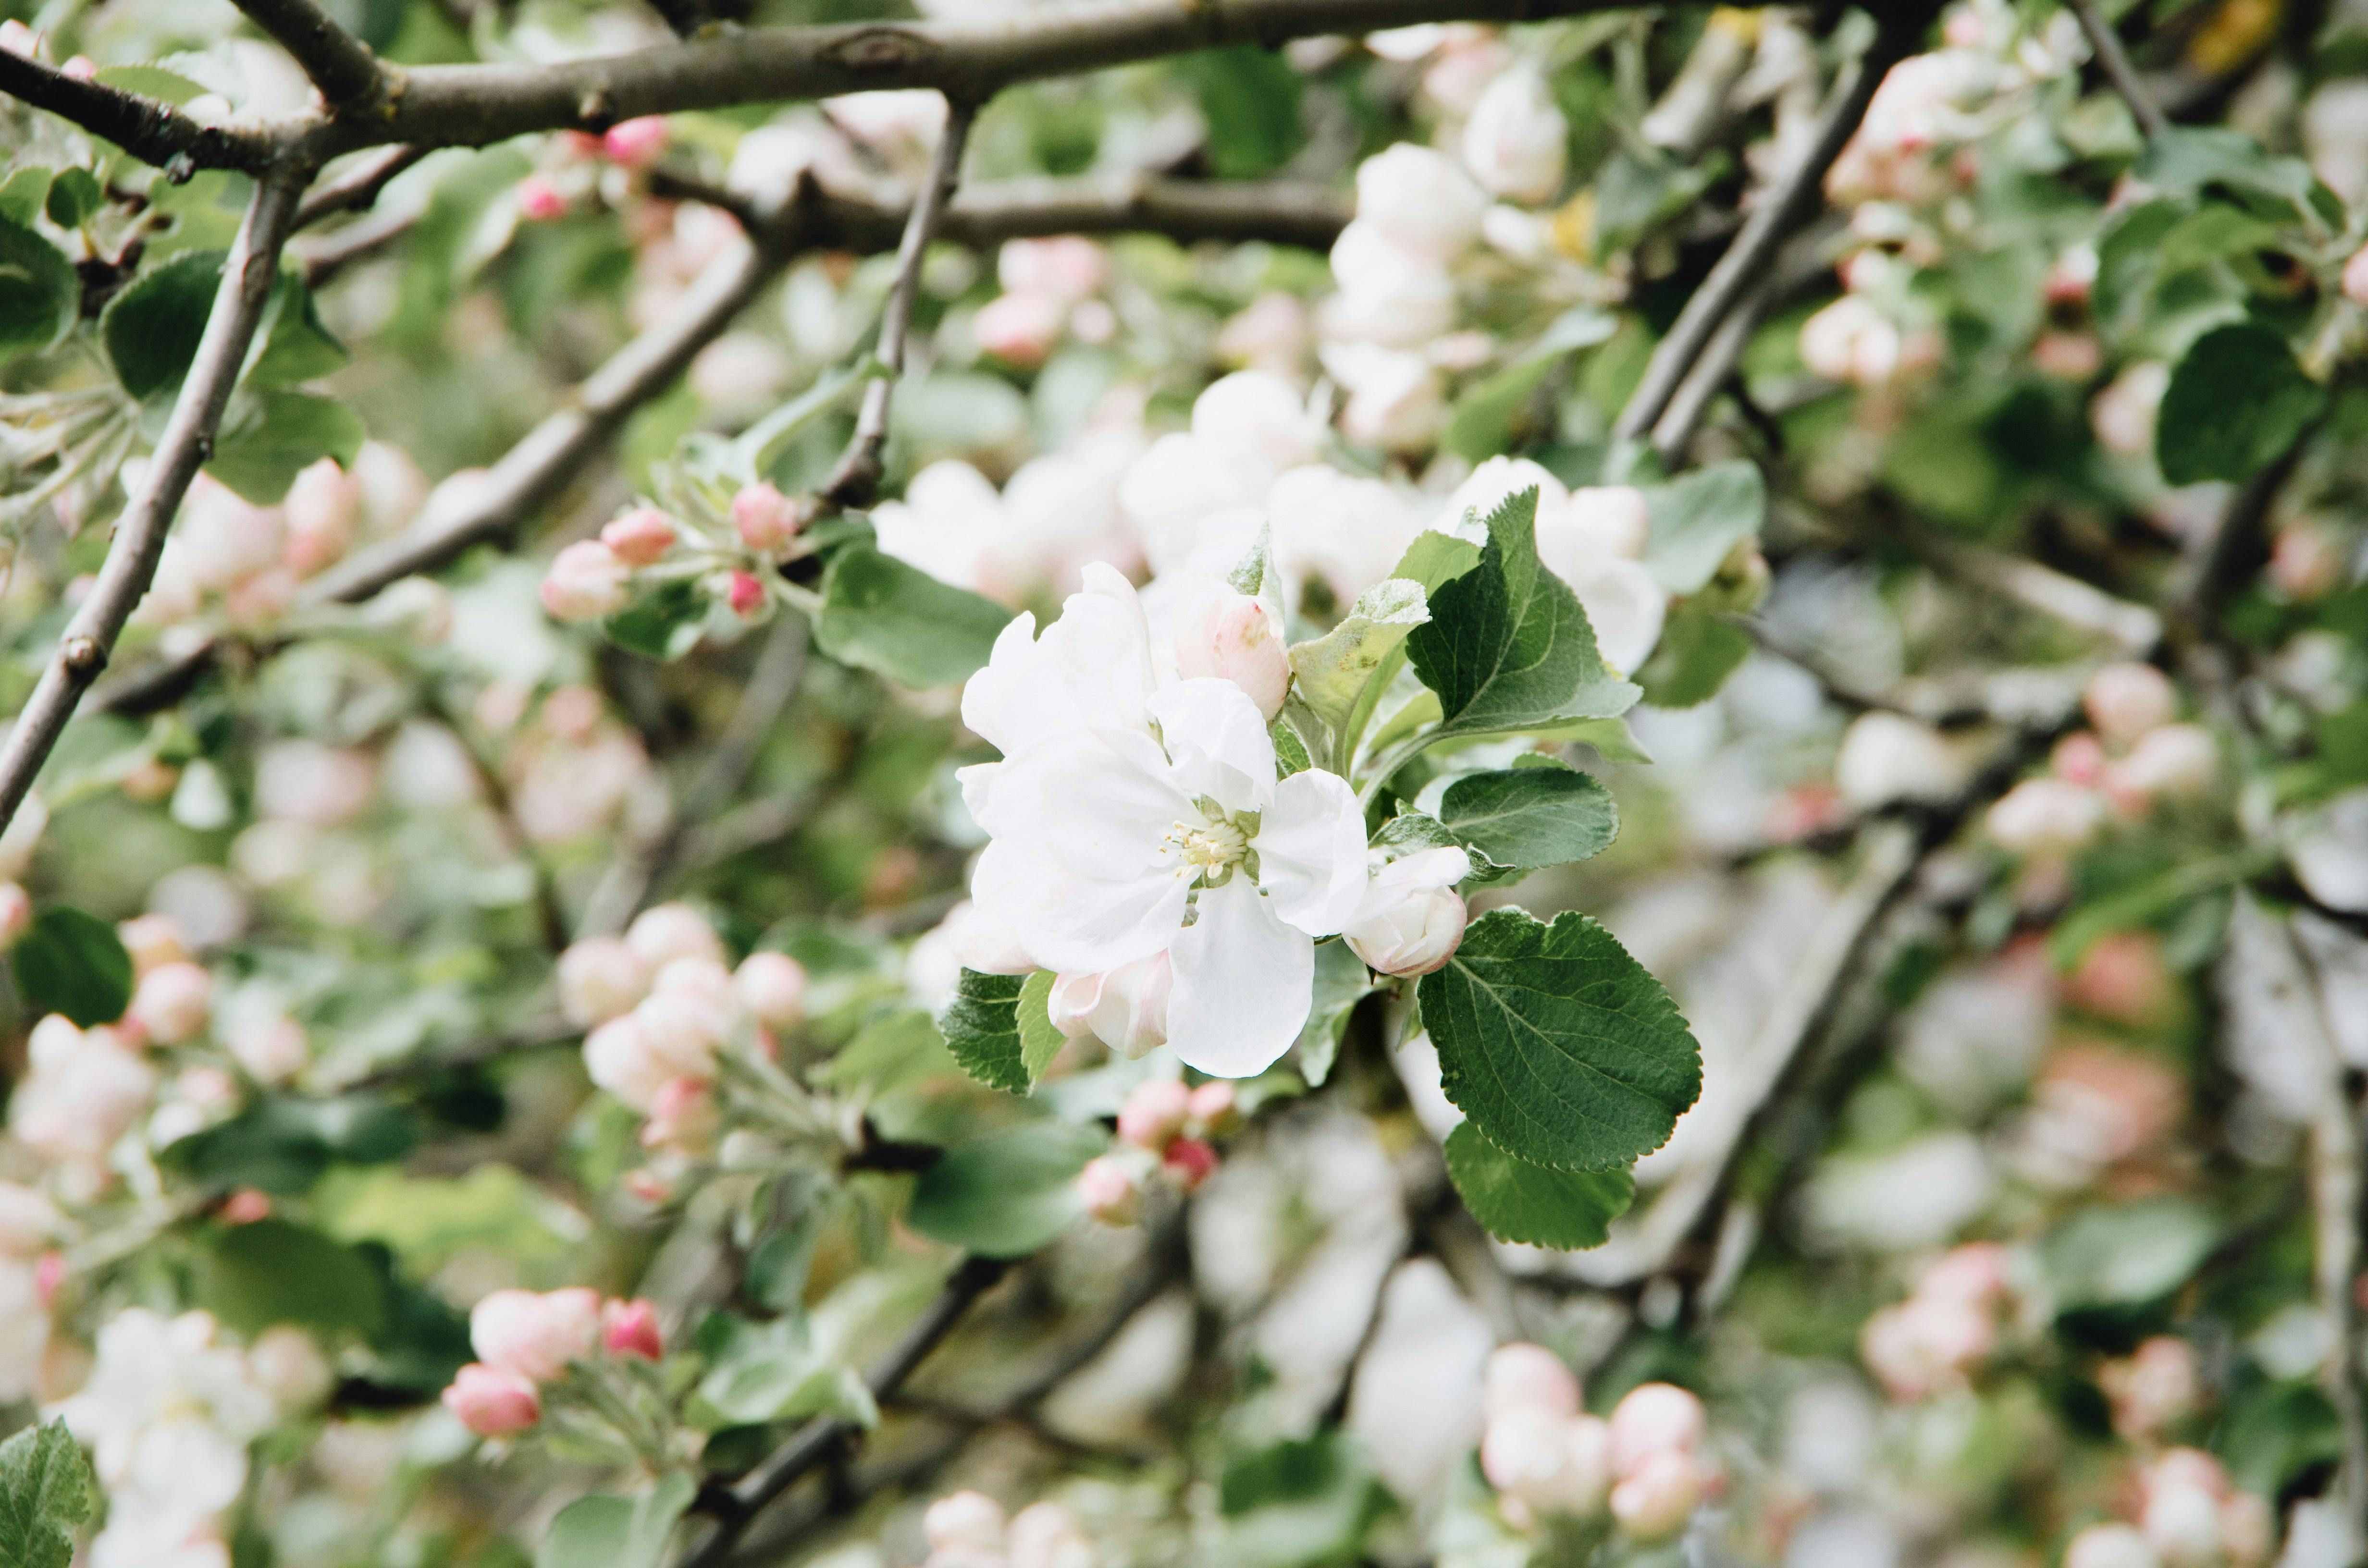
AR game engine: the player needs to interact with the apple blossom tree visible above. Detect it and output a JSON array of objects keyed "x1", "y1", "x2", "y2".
[{"x1": 0, "y1": 1, "x2": 2358, "y2": 1567}]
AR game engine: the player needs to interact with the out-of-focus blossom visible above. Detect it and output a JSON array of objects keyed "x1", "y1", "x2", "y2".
[
  {"x1": 2101, "y1": 1335, "x2": 2199, "y2": 1441},
  {"x1": 443, "y1": 1363, "x2": 541, "y2": 1436},
  {"x1": 1836, "y1": 712, "x2": 1966, "y2": 808},
  {"x1": 1987, "y1": 776, "x2": 2107, "y2": 857},
  {"x1": 541, "y1": 540, "x2": 632, "y2": 621},
  {"x1": 1461, "y1": 66, "x2": 1567, "y2": 203},
  {"x1": 1048, "y1": 952, "x2": 1172, "y2": 1058},
  {"x1": 469, "y1": 1287, "x2": 602, "y2": 1383}
]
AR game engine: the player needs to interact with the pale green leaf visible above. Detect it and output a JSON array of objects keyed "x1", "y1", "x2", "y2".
[
  {"x1": 536, "y1": 1474, "x2": 695, "y2": 1568},
  {"x1": 0, "y1": 1420, "x2": 93, "y2": 1568},
  {"x1": 907, "y1": 1122, "x2": 1107, "y2": 1257}
]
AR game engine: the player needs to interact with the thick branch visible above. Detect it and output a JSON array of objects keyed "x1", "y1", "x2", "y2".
[
  {"x1": 365, "y1": 0, "x2": 1629, "y2": 153},
  {"x1": 234, "y1": 0, "x2": 392, "y2": 110},
  {"x1": 824, "y1": 98, "x2": 976, "y2": 508},
  {"x1": 0, "y1": 49, "x2": 278, "y2": 172},
  {"x1": 0, "y1": 164, "x2": 307, "y2": 840}
]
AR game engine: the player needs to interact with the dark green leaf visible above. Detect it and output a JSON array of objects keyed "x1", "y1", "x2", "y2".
[
  {"x1": 11, "y1": 907, "x2": 132, "y2": 1028},
  {"x1": 1443, "y1": 1121, "x2": 1633, "y2": 1249},
  {"x1": 1217, "y1": 1432, "x2": 1389, "y2": 1568},
  {"x1": 939, "y1": 969, "x2": 1062, "y2": 1093},
  {"x1": 103, "y1": 249, "x2": 222, "y2": 400},
  {"x1": 907, "y1": 1122, "x2": 1107, "y2": 1256},
  {"x1": 1634, "y1": 608, "x2": 1752, "y2": 708},
  {"x1": 207, "y1": 390, "x2": 366, "y2": 503},
  {"x1": 604, "y1": 579, "x2": 710, "y2": 662},
  {"x1": 41, "y1": 168, "x2": 99, "y2": 230},
  {"x1": 0, "y1": 170, "x2": 51, "y2": 229},
  {"x1": 192, "y1": 1219, "x2": 389, "y2": 1338},
  {"x1": 163, "y1": 1095, "x2": 418, "y2": 1193},
  {"x1": 1405, "y1": 489, "x2": 1640, "y2": 746},
  {"x1": 814, "y1": 546, "x2": 1012, "y2": 688},
  {"x1": 1641, "y1": 462, "x2": 1764, "y2": 594},
  {"x1": 536, "y1": 1474, "x2": 696, "y2": 1568},
  {"x1": 1438, "y1": 761, "x2": 1618, "y2": 877},
  {"x1": 1176, "y1": 48, "x2": 1303, "y2": 179},
  {"x1": 0, "y1": 215, "x2": 79, "y2": 362},
  {"x1": 2157, "y1": 323, "x2": 2323, "y2": 485},
  {"x1": 1418, "y1": 909, "x2": 1702, "y2": 1171},
  {"x1": 247, "y1": 273, "x2": 350, "y2": 385},
  {"x1": 0, "y1": 1421, "x2": 93, "y2": 1568}
]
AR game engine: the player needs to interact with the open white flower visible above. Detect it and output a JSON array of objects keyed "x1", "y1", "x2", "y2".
[{"x1": 961, "y1": 567, "x2": 1368, "y2": 1077}]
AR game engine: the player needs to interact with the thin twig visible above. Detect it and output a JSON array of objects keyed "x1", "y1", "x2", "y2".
[
  {"x1": 677, "y1": 1254, "x2": 1009, "y2": 1568},
  {"x1": 2286, "y1": 923, "x2": 2368, "y2": 1525},
  {"x1": 0, "y1": 48, "x2": 279, "y2": 171},
  {"x1": 2068, "y1": 0, "x2": 2167, "y2": 140},
  {"x1": 233, "y1": 0, "x2": 392, "y2": 110},
  {"x1": 295, "y1": 144, "x2": 428, "y2": 226},
  {"x1": 0, "y1": 163, "x2": 308, "y2": 840},
  {"x1": 1612, "y1": 10, "x2": 1919, "y2": 443},
  {"x1": 823, "y1": 99, "x2": 976, "y2": 508}
]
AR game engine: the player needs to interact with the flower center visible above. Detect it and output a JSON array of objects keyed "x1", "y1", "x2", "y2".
[{"x1": 1162, "y1": 800, "x2": 1260, "y2": 889}]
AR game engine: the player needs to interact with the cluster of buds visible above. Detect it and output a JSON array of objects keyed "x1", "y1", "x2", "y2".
[
  {"x1": 1988, "y1": 663, "x2": 2217, "y2": 860},
  {"x1": 972, "y1": 237, "x2": 1115, "y2": 368},
  {"x1": 1075, "y1": 1078, "x2": 1236, "y2": 1225},
  {"x1": 1479, "y1": 1345, "x2": 1714, "y2": 1543},
  {"x1": 540, "y1": 483, "x2": 808, "y2": 629},
  {"x1": 1857, "y1": 1242, "x2": 2016, "y2": 1402},
  {"x1": 564, "y1": 905, "x2": 809, "y2": 1165},
  {"x1": 2063, "y1": 1449, "x2": 2271, "y2": 1568},
  {"x1": 515, "y1": 115, "x2": 674, "y2": 223},
  {"x1": 442, "y1": 1287, "x2": 666, "y2": 1438},
  {"x1": 2099, "y1": 1335, "x2": 2201, "y2": 1444},
  {"x1": 920, "y1": 1489, "x2": 1095, "y2": 1568}
]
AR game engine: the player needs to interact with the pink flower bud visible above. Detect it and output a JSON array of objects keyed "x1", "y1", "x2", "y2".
[
  {"x1": 556, "y1": 936, "x2": 653, "y2": 1028},
  {"x1": 1161, "y1": 1136, "x2": 1218, "y2": 1190},
  {"x1": 2345, "y1": 244, "x2": 2368, "y2": 309},
  {"x1": 0, "y1": 883, "x2": 29, "y2": 947},
  {"x1": 1482, "y1": 1408, "x2": 1610, "y2": 1517},
  {"x1": 924, "y1": 1491, "x2": 1007, "y2": 1554},
  {"x1": 2219, "y1": 1490, "x2": 2271, "y2": 1568},
  {"x1": 601, "y1": 115, "x2": 670, "y2": 166},
  {"x1": 2064, "y1": 931, "x2": 2174, "y2": 1025},
  {"x1": 33, "y1": 1250, "x2": 61, "y2": 1306},
  {"x1": 283, "y1": 458, "x2": 358, "y2": 577},
  {"x1": 2111, "y1": 723, "x2": 2217, "y2": 801},
  {"x1": 2270, "y1": 525, "x2": 2344, "y2": 602},
  {"x1": 626, "y1": 903, "x2": 726, "y2": 969},
  {"x1": 470, "y1": 1286, "x2": 602, "y2": 1383},
  {"x1": 641, "y1": 1075, "x2": 719, "y2": 1151},
  {"x1": 602, "y1": 1297, "x2": 664, "y2": 1360},
  {"x1": 600, "y1": 507, "x2": 677, "y2": 566},
  {"x1": 443, "y1": 1362, "x2": 542, "y2": 1436},
  {"x1": 117, "y1": 913, "x2": 187, "y2": 976},
  {"x1": 221, "y1": 1188, "x2": 272, "y2": 1225},
  {"x1": 516, "y1": 174, "x2": 568, "y2": 222},
  {"x1": 1607, "y1": 1383, "x2": 1704, "y2": 1479},
  {"x1": 127, "y1": 961, "x2": 211, "y2": 1046},
  {"x1": 60, "y1": 56, "x2": 92, "y2": 80},
  {"x1": 734, "y1": 952, "x2": 808, "y2": 1029},
  {"x1": 726, "y1": 570, "x2": 766, "y2": 618},
  {"x1": 1608, "y1": 1448, "x2": 1703, "y2": 1542},
  {"x1": 2102, "y1": 1335, "x2": 2198, "y2": 1441},
  {"x1": 732, "y1": 483, "x2": 802, "y2": 553},
  {"x1": 1116, "y1": 1078, "x2": 1192, "y2": 1152},
  {"x1": 0, "y1": 21, "x2": 34, "y2": 57},
  {"x1": 1185, "y1": 1081, "x2": 1237, "y2": 1135},
  {"x1": 540, "y1": 540, "x2": 631, "y2": 622},
  {"x1": 1076, "y1": 1155, "x2": 1140, "y2": 1225},
  {"x1": 1173, "y1": 586, "x2": 1291, "y2": 721},
  {"x1": 1483, "y1": 1342, "x2": 1580, "y2": 1422},
  {"x1": 973, "y1": 291, "x2": 1065, "y2": 367},
  {"x1": 2051, "y1": 731, "x2": 2109, "y2": 786},
  {"x1": 2084, "y1": 662, "x2": 2176, "y2": 745}
]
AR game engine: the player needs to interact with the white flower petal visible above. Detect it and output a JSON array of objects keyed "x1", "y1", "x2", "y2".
[
  {"x1": 1166, "y1": 877, "x2": 1313, "y2": 1077},
  {"x1": 959, "y1": 566, "x2": 1159, "y2": 756},
  {"x1": 1146, "y1": 678, "x2": 1276, "y2": 815},
  {"x1": 1352, "y1": 845, "x2": 1471, "y2": 919},
  {"x1": 1564, "y1": 557, "x2": 1665, "y2": 676},
  {"x1": 1258, "y1": 768, "x2": 1371, "y2": 935}
]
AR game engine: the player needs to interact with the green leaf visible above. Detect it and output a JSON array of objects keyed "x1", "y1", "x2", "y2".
[
  {"x1": 11, "y1": 906, "x2": 132, "y2": 1028},
  {"x1": 1442, "y1": 310, "x2": 1618, "y2": 463},
  {"x1": 0, "y1": 215, "x2": 80, "y2": 362},
  {"x1": 1641, "y1": 462, "x2": 1765, "y2": 594},
  {"x1": 907, "y1": 1122, "x2": 1107, "y2": 1257},
  {"x1": 192, "y1": 1219, "x2": 390, "y2": 1338},
  {"x1": 1438, "y1": 761, "x2": 1618, "y2": 878},
  {"x1": 1271, "y1": 717, "x2": 1313, "y2": 777},
  {"x1": 1289, "y1": 578, "x2": 1428, "y2": 754},
  {"x1": 693, "y1": 1315, "x2": 871, "y2": 1428},
  {"x1": 1404, "y1": 489, "x2": 1640, "y2": 748},
  {"x1": 207, "y1": 390, "x2": 366, "y2": 503},
  {"x1": 605, "y1": 579, "x2": 710, "y2": 662},
  {"x1": 814, "y1": 546, "x2": 1013, "y2": 689},
  {"x1": 103, "y1": 249, "x2": 223, "y2": 400},
  {"x1": 1443, "y1": 1122, "x2": 1634, "y2": 1249},
  {"x1": 2134, "y1": 127, "x2": 2324, "y2": 215},
  {"x1": 163, "y1": 1095, "x2": 418, "y2": 1193},
  {"x1": 89, "y1": 65, "x2": 206, "y2": 104},
  {"x1": 1418, "y1": 909, "x2": 1702, "y2": 1172},
  {"x1": 1176, "y1": 47, "x2": 1303, "y2": 179},
  {"x1": 0, "y1": 1421, "x2": 93, "y2": 1568},
  {"x1": 1391, "y1": 530, "x2": 1483, "y2": 596},
  {"x1": 1542, "y1": 714, "x2": 1653, "y2": 764},
  {"x1": 247, "y1": 272, "x2": 349, "y2": 385},
  {"x1": 2157, "y1": 323, "x2": 2324, "y2": 485},
  {"x1": 1296, "y1": 940, "x2": 1374, "y2": 1088},
  {"x1": 1634, "y1": 607, "x2": 1751, "y2": 708},
  {"x1": 536, "y1": 1474, "x2": 696, "y2": 1568},
  {"x1": 2041, "y1": 1198, "x2": 2219, "y2": 1310},
  {"x1": 732, "y1": 359, "x2": 866, "y2": 478},
  {"x1": 42, "y1": 168, "x2": 99, "y2": 230},
  {"x1": 939, "y1": 969, "x2": 1062, "y2": 1094},
  {"x1": 0, "y1": 170, "x2": 52, "y2": 229},
  {"x1": 1217, "y1": 1432, "x2": 1389, "y2": 1568}
]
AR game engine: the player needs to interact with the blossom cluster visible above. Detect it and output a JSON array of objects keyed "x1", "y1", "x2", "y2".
[
  {"x1": 1478, "y1": 1345, "x2": 1714, "y2": 1544},
  {"x1": 442, "y1": 1286, "x2": 666, "y2": 1438}
]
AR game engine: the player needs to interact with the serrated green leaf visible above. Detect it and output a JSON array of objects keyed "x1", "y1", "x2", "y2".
[
  {"x1": 207, "y1": 390, "x2": 366, "y2": 503},
  {"x1": 907, "y1": 1122, "x2": 1107, "y2": 1256},
  {"x1": 938, "y1": 969, "x2": 1062, "y2": 1093},
  {"x1": 814, "y1": 546, "x2": 1013, "y2": 689},
  {"x1": 1641, "y1": 461, "x2": 1764, "y2": 594},
  {"x1": 536, "y1": 1473, "x2": 695, "y2": 1568},
  {"x1": 0, "y1": 1420, "x2": 92, "y2": 1568},
  {"x1": 1405, "y1": 489, "x2": 1640, "y2": 749},
  {"x1": 1438, "y1": 762, "x2": 1618, "y2": 877},
  {"x1": 1271, "y1": 717, "x2": 1313, "y2": 777},
  {"x1": 1390, "y1": 530, "x2": 1483, "y2": 596},
  {"x1": 102, "y1": 249, "x2": 222, "y2": 400},
  {"x1": 1443, "y1": 1122, "x2": 1633, "y2": 1249},
  {"x1": 2157, "y1": 323, "x2": 2323, "y2": 485},
  {"x1": 0, "y1": 215, "x2": 79, "y2": 362},
  {"x1": 1291, "y1": 578, "x2": 1428, "y2": 754},
  {"x1": 1296, "y1": 940, "x2": 1373, "y2": 1088},
  {"x1": 11, "y1": 906, "x2": 132, "y2": 1028},
  {"x1": 1418, "y1": 909, "x2": 1701, "y2": 1172}
]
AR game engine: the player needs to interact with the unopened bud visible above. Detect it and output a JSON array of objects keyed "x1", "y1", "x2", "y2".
[
  {"x1": 1174, "y1": 586, "x2": 1291, "y2": 721},
  {"x1": 1076, "y1": 1155, "x2": 1141, "y2": 1225},
  {"x1": 1161, "y1": 1136, "x2": 1218, "y2": 1190},
  {"x1": 602, "y1": 115, "x2": 670, "y2": 166},
  {"x1": 602, "y1": 1297, "x2": 664, "y2": 1360},
  {"x1": 726, "y1": 570, "x2": 766, "y2": 618},
  {"x1": 540, "y1": 540, "x2": 631, "y2": 622},
  {"x1": 1608, "y1": 1448, "x2": 1703, "y2": 1542},
  {"x1": 1116, "y1": 1078, "x2": 1192, "y2": 1151},
  {"x1": 734, "y1": 952, "x2": 808, "y2": 1029},
  {"x1": 601, "y1": 507, "x2": 677, "y2": 566},
  {"x1": 1343, "y1": 847, "x2": 1470, "y2": 977},
  {"x1": 2084, "y1": 662, "x2": 2175, "y2": 745},
  {"x1": 516, "y1": 174, "x2": 568, "y2": 222},
  {"x1": 1185, "y1": 1080, "x2": 1237, "y2": 1135},
  {"x1": 443, "y1": 1362, "x2": 542, "y2": 1436},
  {"x1": 127, "y1": 961, "x2": 211, "y2": 1046},
  {"x1": 732, "y1": 484, "x2": 802, "y2": 553}
]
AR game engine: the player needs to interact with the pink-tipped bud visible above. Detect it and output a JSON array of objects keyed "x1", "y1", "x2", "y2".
[
  {"x1": 1076, "y1": 1155, "x2": 1140, "y2": 1225},
  {"x1": 1174, "y1": 586, "x2": 1291, "y2": 722},
  {"x1": 641, "y1": 1075, "x2": 719, "y2": 1151},
  {"x1": 32, "y1": 1250, "x2": 62, "y2": 1306},
  {"x1": 1608, "y1": 1448, "x2": 1704, "y2": 1542},
  {"x1": 1162, "y1": 1137, "x2": 1218, "y2": 1191},
  {"x1": 127, "y1": 961, "x2": 211, "y2": 1046},
  {"x1": 732, "y1": 483, "x2": 801, "y2": 553},
  {"x1": 0, "y1": 883, "x2": 29, "y2": 947},
  {"x1": 972, "y1": 291, "x2": 1065, "y2": 367},
  {"x1": 601, "y1": 116, "x2": 670, "y2": 167},
  {"x1": 602, "y1": 1298, "x2": 664, "y2": 1360},
  {"x1": 2270, "y1": 525, "x2": 2345, "y2": 602},
  {"x1": 2051, "y1": 731, "x2": 2109, "y2": 786},
  {"x1": 222, "y1": 1188, "x2": 272, "y2": 1225},
  {"x1": 1185, "y1": 1081, "x2": 1237, "y2": 1135},
  {"x1": 726, "y1": 570, "x2": 766, "y2": 618},
  {"x1": 600, "y1": 507, "x2": 677, "y2": 566},
  {"x1": 0, "y1": 21, "x2": 34, "y2": 58},
  {"x1": 1116, "y1": 1078, "x2": 1193, "y2": 1152},
  {"x1": 540, "y1": 540, "x2": 631, "y2": 622},
  {"x1": 60, "y1": 55, "x2": 93, "y2": 80},
  {"x1": 516, "y1": 174, "x2": 568, "y2": 222},
  {"x1": 443, "y1": 1362, "x2": 542, "y2": 1436},
  {"x1": 2084, "y1": 662, "x2": 2176, "y2": 746},
  {"x1": 117, "y1": 913, "x2": 187, "y2": 976},
  {"x1": 1483, "y1": 1342, "x2": 1581, "y2": 1422},
  {"x1": 734, "y1": 951, "x2": 808, "y2": 1029},
  {"x1": 470, "y1": 1287, "x2": 602, "y2": 1383},
  {"x1": 1607, "y1": 1383, "x2": 1705, "y2": 1479}
]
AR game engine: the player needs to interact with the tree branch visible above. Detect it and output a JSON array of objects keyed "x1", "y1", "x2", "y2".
[
  {"x1": 0, "y1": 163, "x2": 308, "y2": 840},
  {"x1": 0, "y1": 48, "x2": 279, "y2": 172},
  {"x1": 2067, "y1": 0, "x2": 2167, "y2": 140},
  {"x1": 296, "y1": 144, "x2": 429, "y2": 227},
  {"x1": 234, "y1": 0, "x2": 393, "y2": 110}
]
